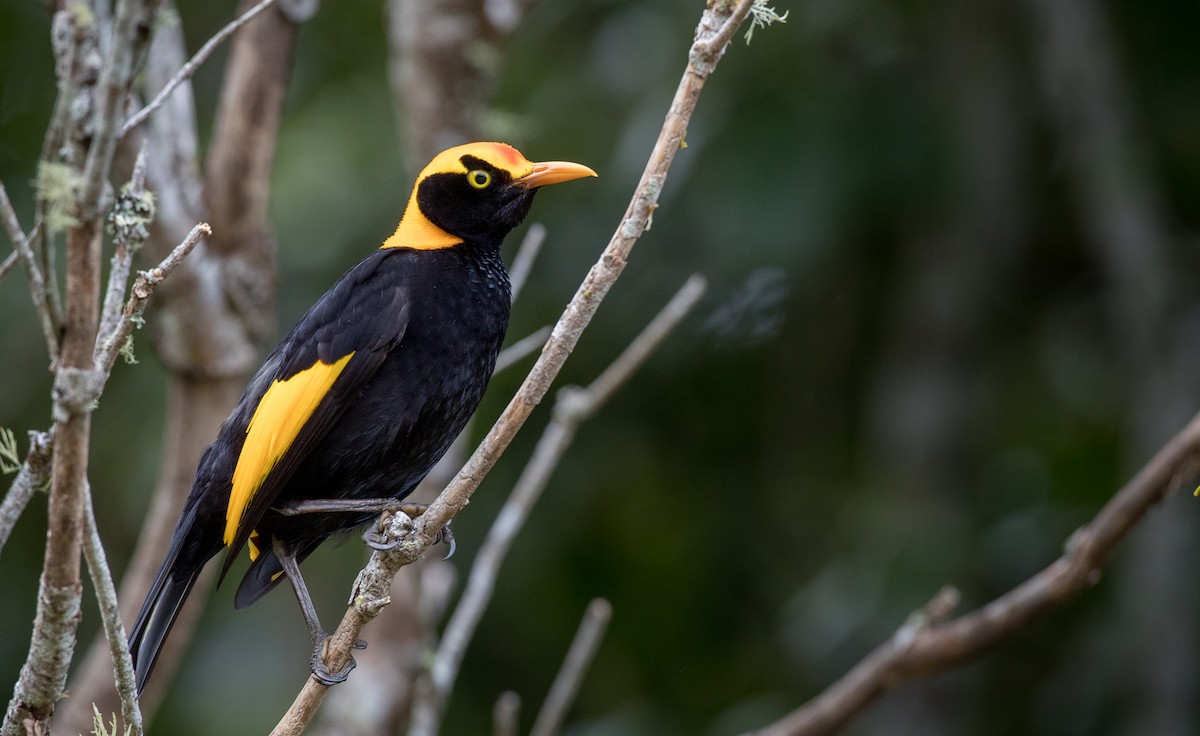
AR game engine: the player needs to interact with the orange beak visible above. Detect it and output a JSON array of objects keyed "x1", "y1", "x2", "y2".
[{"x1": 515, "y1": 160, "x2": 598, "y2": 189}]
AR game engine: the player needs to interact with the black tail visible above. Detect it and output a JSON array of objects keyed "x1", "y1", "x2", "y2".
[
  {"x1": 127, "y1": 507, "x2": 217, "y2": 695},
  {"x1": 233, "y1": 537, "x2": 321, "y2": 610}
]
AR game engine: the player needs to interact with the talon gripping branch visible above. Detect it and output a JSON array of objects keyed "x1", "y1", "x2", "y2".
[{"x1": 129, "y1": 143, "x2": 595, "y2": 692}]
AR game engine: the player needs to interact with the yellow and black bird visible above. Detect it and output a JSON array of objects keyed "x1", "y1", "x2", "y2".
[{"x1": 128, "y1": 142, "x2": 595, "y2": 693}]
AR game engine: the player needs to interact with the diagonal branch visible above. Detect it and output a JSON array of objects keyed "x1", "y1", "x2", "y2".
[
  {"x1": 120, "y1": 0, "x2": 281, "y2": 139},
  {"x1": 269, "y1": 2, "x2": 754, "y2": 731},
  {"x1": 743, "y1": 410, "x2": 1200, "y2": 736},
  {"x1": 529, "y1": 598, "x2": 613, "y2": 736},
  {"x1": 0, "y1": 430, "x2": 55, "y2": 557},
  {"x1": 81, "y1": 483, "x2": 143, "y2": 736},
  {"x1": 411, "y1": 0, "x2": 753, "y2": 550},
  {"x1": 95, "y1": 223, "x2": 210, "y2": 375},
  {"x1": 409, "y1": 275, "x2": 706, "y2": 735},
  {"x1": 0, "y1": 182, "x2": 59, "y2": 366}
]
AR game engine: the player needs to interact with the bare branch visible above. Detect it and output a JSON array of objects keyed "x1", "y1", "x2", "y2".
[
  {"x1": 0, "y1": 251, "x2": 17, "y2": 281},
  {"x1": 272, "y1": 2, "x2": 751, "y2": 729},
  {"x1": 743, "y1": 410, "x2": 1200, "y2": 736},
  {"x1": 509, "y1": 222, "x2": 546, "y2": 302},
  {"x1": 493, "y1": 326, "x2": 551, "y2": 374},
  {"x1": 493, "y1": 691, "x2": 520, "y2": 736},
  {"x1": 0, "y1": 182, "x2": 59, "y2": 366},
  {"x1": 79, "y1": 0, "x2": 156, "y2": 220},
  {"x1": 0, "y1": 430, "x2": 54, "y2": 557},
  {"x1": 81, "y1": 483, "x2": 143, "y2": 736},
  {"x1": 95, "y1": 222, "x2": 210, "y2": 375},
  {"x1": 410, "y1": 275, "x2": 706, "y2": 735},
  {"x1": 120, "y1": 0, "x2": 281, "y2": 139},
  {"x1": 95, "y1": 147, "x2": 150, "y2": 364},
  {"x1": 530, "y1": 598, "x2": 613, "y2": 736}
]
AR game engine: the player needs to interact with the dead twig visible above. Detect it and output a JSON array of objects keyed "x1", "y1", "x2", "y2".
[
  {"x1": 0, "y1": 182, "x2": 59, "y2": 366},
  {"x1": 94, "y1": 222, "x2": 210, "y2": 375},
  {"x1": 120, "y1": 0, "x2": 281, "y2": 139},
  {"x1": 0, "y1": 430, "x2": 55, "y2": 557},
  {"x1": 743, "y1": 410, "x2": 1200, "y2": 736},
  {"x1": 529, "y1": 598, "x2": 613, "y2": 736},
  {"x1": 409, "y1": 275, "x2": 706, "y2": 736},
  {"x1": 494, "y1": 326, "x2": 551, "y2": 374},
  {"x1": 81, "y1": 483, "x2": 143, "y2": 736}
]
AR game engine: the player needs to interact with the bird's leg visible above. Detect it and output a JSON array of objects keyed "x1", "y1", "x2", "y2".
[
  {"x1": 271, "y1": 537, "x2": 364, "y2": 686},
  {"x1": 273, "y1": 498, "x2": 455, "y2": 558},
  {"x1": 273, "y1": 498, "x2": 403, "y2": 516}
]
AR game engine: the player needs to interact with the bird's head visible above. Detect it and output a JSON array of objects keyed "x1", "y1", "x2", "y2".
[{"x1": 383, "y1": 142, "x2": 596, "y2": 251}]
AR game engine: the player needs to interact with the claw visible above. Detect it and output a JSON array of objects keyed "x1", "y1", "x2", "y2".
[
  {"x1": 436, "y1": 520, "x2": 456, "y2": 560},
  {"x1": 310, "y1": 632, "x2": 357, "y2": 686},
  {"x1": 362, "y1": 526, "x2": 400, "y2": 551}
]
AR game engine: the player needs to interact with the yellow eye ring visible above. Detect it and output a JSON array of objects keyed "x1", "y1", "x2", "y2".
[{"x1": 467, "y1": 170, "x2": 491, "y2": 189}]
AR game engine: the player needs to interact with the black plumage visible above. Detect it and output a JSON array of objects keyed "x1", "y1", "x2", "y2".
[{"x1": 128, "y1": 142, "x2": 594, "y2": 694}]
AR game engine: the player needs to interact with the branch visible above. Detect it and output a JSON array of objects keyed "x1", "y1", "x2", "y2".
[
  {"x1": 120, "y1": 0, "x2": 280, "y2": 139},
  {"x1": 409, "y1": 275, "x2": 706, "y2": 736},
  {"x1": 744, "y1": 410, "x2": 1200, "y2": 736},
  {"x1": 81, "y1": 483, "x2": 143, "y2": 736},
  {"x1": 0, "y1": 251, "x2": 17, "y2": 281},
  {"x1": 0, "y1": 182, "x2": 59, "y2": 366},
  {"x1": 0, "y1": 429, "x2": 54, "y2": 557},
  {"x1": 530, "y1": 598, "x2": 613, "y2": 736},
  {"x1": 494, "y1": 326, "x2": 551, "y2": 374},
  {"x1": 509, "y1": 223, "x2": 546, "y2": 302},
  {"x1": 411, "y1": 0, "x2": 752, "y2": 550},
  {"x1": 79, "y1": 0, "x2": 156, "y2": 220},
  {"x1": 270, "y1": 2, "x2": 751, "y2": 729},
  {"x1": 95, "y1": 148, "x2": 150, "y2": 364},
  {"x1": 94, "y1": 222, "x2": 210, "y2": 375},
  {"x1": 492, "y1": 691, "x2": 520, "y2": 736}
]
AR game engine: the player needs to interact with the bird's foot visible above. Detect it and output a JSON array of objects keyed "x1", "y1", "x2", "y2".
[
  {"x1": 309, "y1": 632, "x2": 364, "y2": 686},
  {"x1": 361, "y1": 507, "x2": 455, "y2": 559}
]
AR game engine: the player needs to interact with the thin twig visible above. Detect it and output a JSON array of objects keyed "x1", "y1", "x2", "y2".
[
  {"x1": 95, "y1": 222, "x2": 209, "y2": 375},
  {"x1": 509, "y1": 222, "x2": 546, "y2": 302},
  {"x1": 494, "y1": 326, "x2": 551, "y2": 374},
  {"x1": 743, "y1": 410, "x2": 1200, "y2": 736},
  {"x1": 271, "y1": 3, "x2": 752, "y2": 730},
  {"x1": 409, "y1": 276, "x2": 706, "y2": 736},
  {"x1": 79, "y1": 0, "x2": 154, "y2": 218},
  {"x1": 492, "y1": 691, "x2": 521, "y2": 736},
  {"x1": 120, "y1": 0, "x2": 281, "y2": 139},
  {"x1": 81, "y1": 483, "x2": 143, "y2": 736},
  {"x1": 95, "y1": 147, "x2": 149, "y2": 362},
  {"x1": 0, "y1": 251, "x2": 17, "y2": 281},
  {"x1": 529, "y1": 598, "x2": 613, "y2": 736},
  {"x1": 0, "y1": 182, "x2": 59, "y2": 365},
  {"x1": 0, "y1": 430, "x2": 54, "y2": 558}
]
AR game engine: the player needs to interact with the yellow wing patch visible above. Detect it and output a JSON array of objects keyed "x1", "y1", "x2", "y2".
[{"x1": 224, "y1": 353, "x2": 355, "y2": 547}]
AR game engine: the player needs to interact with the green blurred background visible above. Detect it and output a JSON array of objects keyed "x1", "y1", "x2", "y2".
[{"x1": 2, "y1": 0, "x2": 1200, "y2": 734}]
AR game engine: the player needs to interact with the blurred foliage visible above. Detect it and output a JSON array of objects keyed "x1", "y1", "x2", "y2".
[{"x1": 2, "y1": 0, "x2": 1199, "y2": 735}]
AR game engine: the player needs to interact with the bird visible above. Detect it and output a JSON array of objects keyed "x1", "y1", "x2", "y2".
[{"x1": 128, "y1": 142, "x2": 596, "y2": 694}]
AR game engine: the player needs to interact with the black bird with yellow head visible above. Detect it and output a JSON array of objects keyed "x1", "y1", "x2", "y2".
[{"x1": 129, "y1": 142, "x2": 595, "y2": 693}]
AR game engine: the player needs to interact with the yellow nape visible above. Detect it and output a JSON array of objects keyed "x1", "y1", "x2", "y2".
[
  {"x1": 381, "y1": 142, "x2": 536, "y2": 251},
  {"x1": 224, "y1": 353, "x2": 355, "y2": 547}
]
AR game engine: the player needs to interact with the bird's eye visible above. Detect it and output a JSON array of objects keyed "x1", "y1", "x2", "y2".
[{"x1": 467, "y1": 170, "x2": 492, "y2": 189}]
